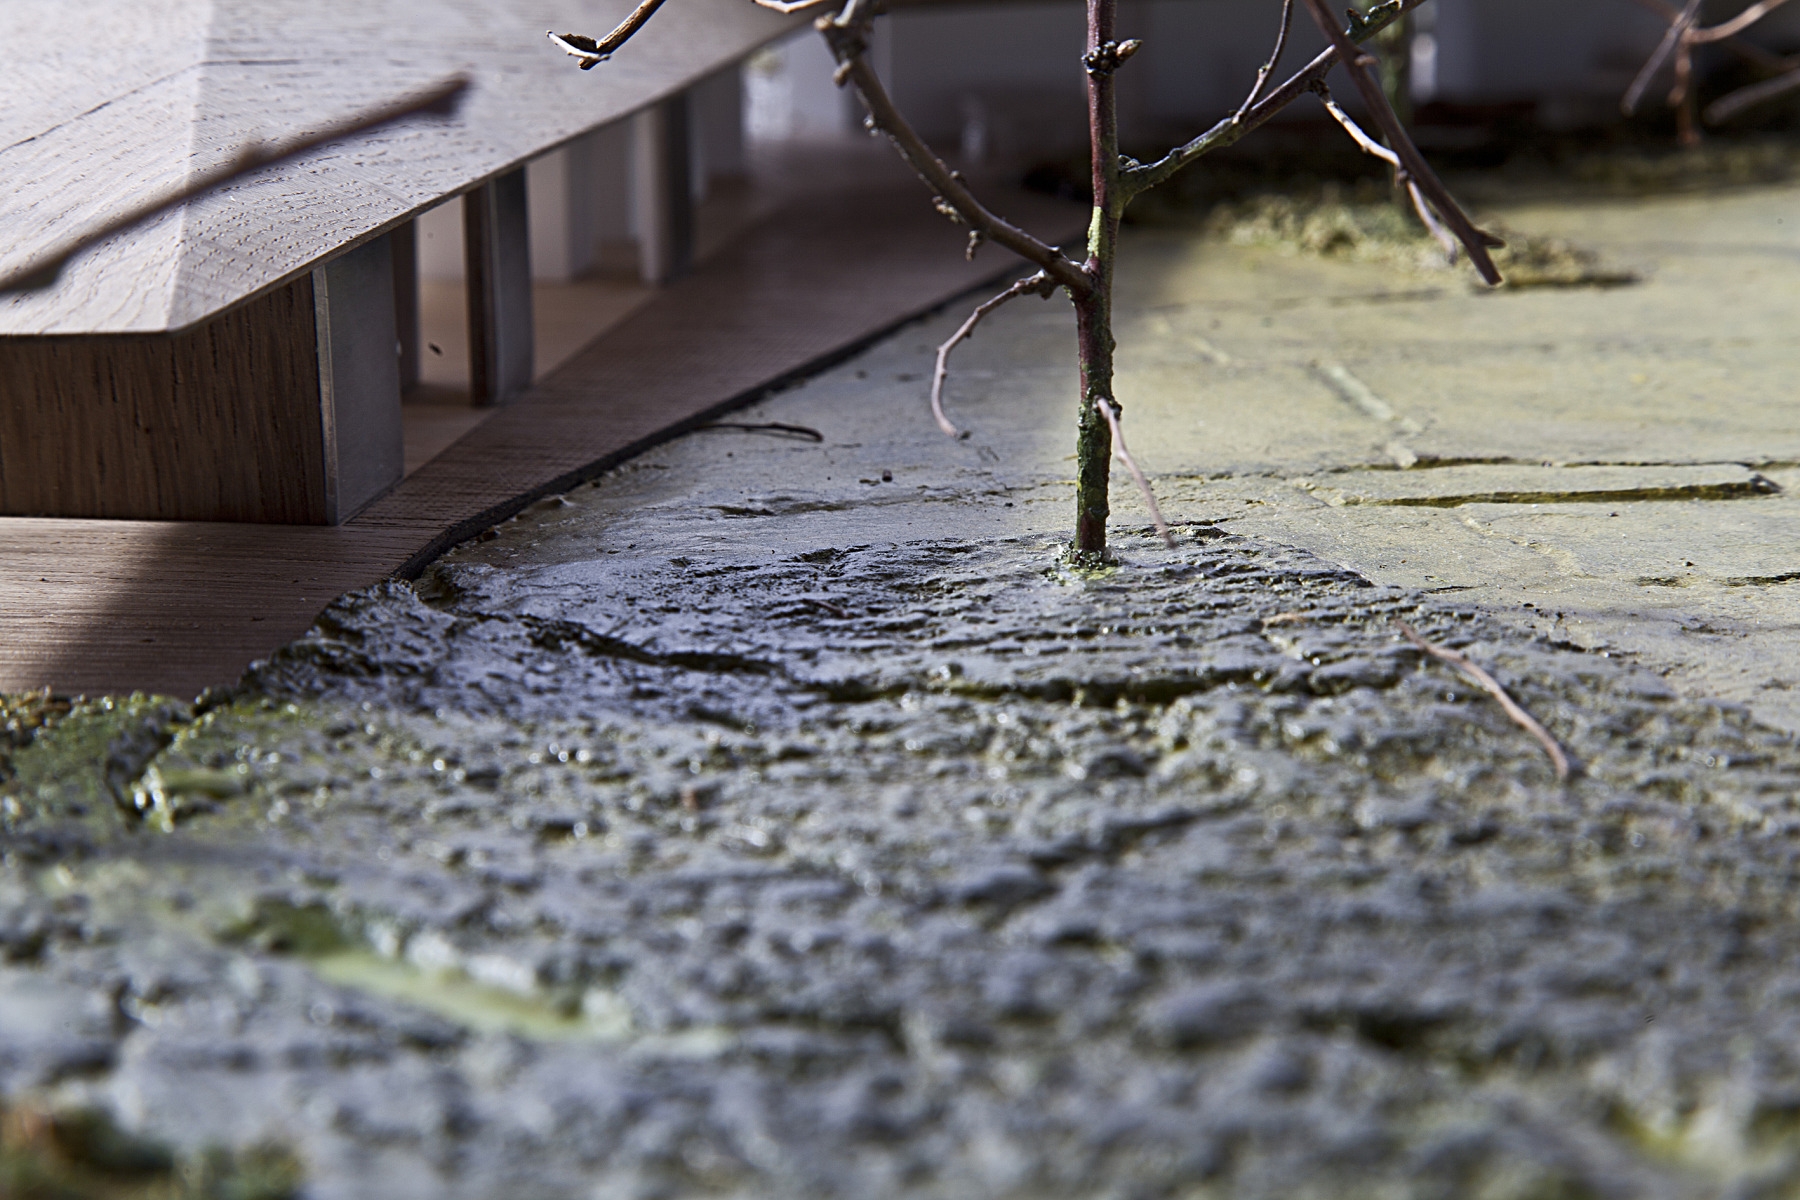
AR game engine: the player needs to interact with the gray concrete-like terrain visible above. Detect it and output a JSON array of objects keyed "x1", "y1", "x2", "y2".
[{"x1": 5, "y1": 177, "x2": 1800, "y2": 1199}]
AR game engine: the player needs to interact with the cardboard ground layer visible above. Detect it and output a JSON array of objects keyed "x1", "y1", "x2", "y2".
[{"x1": 0, "y1": 183, "x2": 1086, "y2": 698}]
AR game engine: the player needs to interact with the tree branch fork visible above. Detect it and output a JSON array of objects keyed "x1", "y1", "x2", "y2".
[
  {"x1": 556, "y1": 0, "x2": 1504, "y2": 555},
  {"x1": 1623, "y1": 0, "x2": 1800, "y2": 139}
]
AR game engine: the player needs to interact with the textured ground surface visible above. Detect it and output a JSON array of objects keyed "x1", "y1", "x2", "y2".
[{"x1": 6, "y1": 178, "x2": 1800, "y2": 1199}]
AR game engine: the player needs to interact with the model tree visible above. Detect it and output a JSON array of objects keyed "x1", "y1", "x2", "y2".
[
  {"x1": 553, "y1": 0, "x2": 1502, "y2": 561},
  {"x1": 1626, "y1": 0, "x2": 1800, "y2": 144}
]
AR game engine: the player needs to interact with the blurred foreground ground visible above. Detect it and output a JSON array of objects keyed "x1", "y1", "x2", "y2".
[{"x1": 4, "y1": 174, "x2": 1800, "y2": 1199}]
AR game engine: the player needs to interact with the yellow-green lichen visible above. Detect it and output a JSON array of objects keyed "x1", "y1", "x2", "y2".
[{"x1": 0, "y1": 1103, "x2": 301, "y2": 1200}]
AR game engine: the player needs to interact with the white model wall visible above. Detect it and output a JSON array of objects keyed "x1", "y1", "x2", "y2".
[
  {"x1": 884, "y1": 3, "x2": 1087, "y2": 143},
  {"x1": 746, "y1": 28, "x2": 853, "y2": 139},
  {"x1": 1431, "y1": 0, "x2": 1663, "y2": 122},
  {"x1": 419, "y1": 64, "x2": 745, "y2": 284},
  {"x1": 1134, "y1": 0, "x2": 1334, "y2": 124},
  {"x1": 1434, "y1": 0, "x2": 1800, "y2": 111},
  {"x1": 754, "y1": 0, "x2": 1800, "y2": 150}
]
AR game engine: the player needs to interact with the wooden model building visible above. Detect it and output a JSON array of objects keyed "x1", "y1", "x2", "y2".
[{"x1": 0, "y1": 0, "x2": 798, "y2": 524}]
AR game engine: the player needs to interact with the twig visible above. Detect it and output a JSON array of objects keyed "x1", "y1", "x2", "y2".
[
  {"x1": 1093, "y1": 399, "x2": 1175, "y2": 549},
  {"x1": 1691, "y1": 0, "x2": 1796, "y2": 43},
  {"x1": 931, "y1": 272, "x2": 1051, "y2": 437},
  {"x1": 1395, "y1": 619, "x2": 1572, "y2": 782},
  {"x1": 1405, "y1": 179, "x2": 1461, "y2": 262},
  {"x1": 1707, "y1": 63, "x2": 1800, "y2": 121},
  {"x1": 1235, "y1": 0, "x2": 1296, "y2": 117},
  {"x1": 548, "y1": 0, "x2": 673, "y2": 68},
  {"x1": 1123, "y1": 0, "x2": 1426, "y2": 198},
  {"x1": 0, "y1": 76, "x2": 470, "y2": 295},
  {"x1": 1628, "y1": 0, "x2": 1794, "y2": 71},
  {"x1": 695, "y1": 421, "x2": 825, "y2": 441},
  {"x1": 1314, "y1": 83, "x2": 1455, "y2": 258},
  {"x1": 797, "y1": 596, "x2": 852, "y2": 617},
  {"x1": 1626, "y1": 0, "x2": 1800, "y2": 129},
  {"x1": 1315, "y1": 82, "x2": 1459, "y2": 262},
  {"x1": 551, "y1": 0, "x2": 837, "y2": 67},
  {"x1": 817, "y1": 11, "x2": 1093, "y2": 297},
  {"x1": 1298, "y1": 0, "x2": 1504, "y2": 285},
  {"x1": 1316, "y1": 84, "x2": 1400, "y2": 166},
  {"x1": 1624, "y1": 0, "x2": 1702, "y2": 115}
]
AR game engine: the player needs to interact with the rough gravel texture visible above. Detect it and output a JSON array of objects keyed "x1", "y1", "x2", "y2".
[{"x1": 8, "y1": 523, "x2": 1800, "y2": 1199}]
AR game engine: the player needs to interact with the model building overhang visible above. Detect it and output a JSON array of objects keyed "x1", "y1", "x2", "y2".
[
  {"x1": 0, "y1": 0, "x2": 800, "y2": 526},
  {"x1": 0, "y1": 0, "x2": 798, "y2": 337}
]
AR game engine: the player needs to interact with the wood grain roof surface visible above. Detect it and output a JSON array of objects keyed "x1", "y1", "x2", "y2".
[{"x1": 0, "y1": 0, "x2": 801, "y2": 336}]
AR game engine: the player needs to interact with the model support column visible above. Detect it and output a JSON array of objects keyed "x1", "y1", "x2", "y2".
[
  {"x1": 633, "y1": 92, "x2": 695, "y2": 285},
  {"x1": 390, "y1": 218, "x2": 421, "y2": 393},
  {"x1": 0, "y1": 229, "x2": 406, "y2": 524},
  {"x1": 312, "y1": 233, "x2": 404, "y2": 523},
  {"x1": 693, "y1": 63, "x2": 747, "y2": 185},
  {"x1": 464, "y1": 168, "x2": 535, "y2": 406}
]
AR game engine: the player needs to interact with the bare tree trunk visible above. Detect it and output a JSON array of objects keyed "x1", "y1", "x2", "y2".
[
  {"x1": 562, "y1": 0, "x2": 1504, "y2": 562},
  {"x1": 1074, "y1": 0, "x2": 1121, "y2": 562}
]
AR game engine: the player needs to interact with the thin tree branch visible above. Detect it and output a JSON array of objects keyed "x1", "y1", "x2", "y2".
[
  {"x1": 1625, "y1": 0, "x2": 1800, "y2": 130},
  {"x1": 1094, "y1": 399, "x2": 1176, "y2": 549},
  {"x1": 548, "y1": 1, "x2": 670, "y2": 68},
  {"x1": 1395, "y1": 620, "x2": 1573, "y2": 782},
  {"x1": 1692, "y1": 0, "x2": 1796, "y2": 42},
  {"x1": 1316, "y1": 84, "x2": 1400, "y2": 166},
  {"x1": 1313, "y1": 83, "x2": 1460, "y2": 261},
  {"x1": 0, "y1": 76, "x2": 471, "y2": 295},
  {"x1": 1629, "y1": 0, "x2": 1794, "y2": 70},
  {"x1": 816, "y1": 11, "x2": 1094, "y2": 297},
  {"x1": 1406, "y1": 179, "x2": 1461, "y2": 262},
  {"x1": 1235, "y1": 0, "x2": 1296, "y2": 117},
  {"x1": 1298, "y1": 0, "x2": 1504, "y2": 285},
  {"x1": 1122, "y1": 0, "x2": 1426, "y2": 198},
  {"x1": 548, "y1": 0, "x2": 676, "y2": 68},
  {"x1": 931, "y1": 272, "x2": 1052, "y2": 437},
  {"x1": 550, "y1": 0, "x2": 1089, "y2": 294},
  {"x1": 1707, "y1": 61, "x2": 1800, "y2": 119},
  {"x1": 550, "y1": 0, "x2": 835, "y2": 68},
  {"x1": 1624, "y1": 0, "x2": 1702, "y2": 114}
]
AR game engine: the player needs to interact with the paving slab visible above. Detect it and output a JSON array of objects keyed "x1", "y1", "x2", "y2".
[{"x1": 6, "y1": 176, "x2": 1800, "y2": 1199}]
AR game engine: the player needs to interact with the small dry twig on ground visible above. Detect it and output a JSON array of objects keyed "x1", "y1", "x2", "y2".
[
  {"x1": 1624, "y1": 0, "x2": 1800, "y2": 141},
  {"x1": 0, "y1": 76, "x2": 470, "y2": 295},
  {"x1": 1395, "y1": 619, "x2": 1573, "y2": 782},
  {"x1": 696, "y1": 421, "x2": 825, "y2": 441},
  {"x1": 1093, "y1": 398, "x2": 1176, "y2": 549}
]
